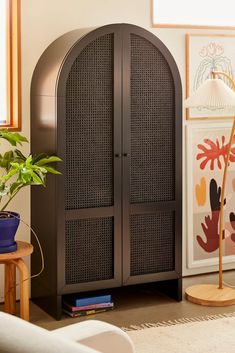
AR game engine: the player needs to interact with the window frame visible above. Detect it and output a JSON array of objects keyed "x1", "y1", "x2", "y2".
[
  {"x1": 1, "y1": 0, "x2": 21, "y2": 130},
  {"x1": 151, "y1": 0, "x2": 235, "y2": 29}
]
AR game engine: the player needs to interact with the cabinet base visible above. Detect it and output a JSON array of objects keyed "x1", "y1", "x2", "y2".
[
  {"x1": 155, "y1": 278, "x2": 182, "y2": 301},
  {"x1": 32, "y1": 279, "x2": 182, "y2": 320},
  {"x1": 32, "y1": 295, "x2": 62, "y2": 320}
]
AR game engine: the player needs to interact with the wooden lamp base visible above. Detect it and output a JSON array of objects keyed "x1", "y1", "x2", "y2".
[{"x1": 185, "y1": 284, "x2": 235, "y2": 306}]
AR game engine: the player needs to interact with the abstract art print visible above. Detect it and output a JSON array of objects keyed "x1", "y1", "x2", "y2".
[
  {"x1": 186, "y1": 34, "x2": 235, "y2": 120},
  {"x1": 187, "y1": 123, "x2": 235, "y2": 268}
]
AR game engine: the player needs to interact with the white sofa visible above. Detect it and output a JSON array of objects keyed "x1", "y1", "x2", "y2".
[{"x1": 0, "y1": 312, "x2": 135, "y2": 353}]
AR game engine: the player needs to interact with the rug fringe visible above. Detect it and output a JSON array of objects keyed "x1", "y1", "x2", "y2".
[{"x1": 122, "y1": 311, "x2": 235, "y2": 331}]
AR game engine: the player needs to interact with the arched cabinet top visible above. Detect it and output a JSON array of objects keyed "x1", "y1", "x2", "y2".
[{"x1": 31, "y1": 23, "x2": 182, "y2": 98}]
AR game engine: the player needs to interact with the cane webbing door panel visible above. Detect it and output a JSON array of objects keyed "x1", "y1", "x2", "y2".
[
  {"x1": 129, "y1": 213, "x2": 175, "y2": 276},
  {"x1": 122, "y1": 27, "x2": 182, "y2": 285},
  {"x1": 61, "y1": 31, "x2": 122, "y2": 292},
  {"x1": 65, "y1": 217, "x2": 114, "y2": 284},
  {"x1": 65, "y1": 34, "x2": 114, "y2": 211}
]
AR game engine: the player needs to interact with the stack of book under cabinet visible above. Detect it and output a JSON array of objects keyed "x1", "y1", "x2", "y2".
[{"x1": 63, "y1": 294, "x2": 114, "y2": 318}]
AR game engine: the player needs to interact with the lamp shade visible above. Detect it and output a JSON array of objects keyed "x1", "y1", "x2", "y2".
[{"x1": 185, "y1": 78, "x2": 235, "y2": 109}]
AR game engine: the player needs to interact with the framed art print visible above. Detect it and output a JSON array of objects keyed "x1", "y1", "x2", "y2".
[
  {"x1": 186, "y1": 34, "x2": 235, "y2": 120},
  {"x1": 187, "y1": 122, "x2": 235, "y2": 268}
]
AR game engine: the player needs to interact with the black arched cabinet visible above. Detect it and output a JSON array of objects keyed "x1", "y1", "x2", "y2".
[{"x1": 31, "y1": 24, "x2": 182, "y2": 320}]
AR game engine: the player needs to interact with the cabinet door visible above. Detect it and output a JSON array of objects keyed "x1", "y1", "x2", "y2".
[
  {"x1": 122, "y1": 26, "x2": 182, "y2": 285},
  {"x1": 58, "y1": 29, "x2": 123, "y2": 293}
]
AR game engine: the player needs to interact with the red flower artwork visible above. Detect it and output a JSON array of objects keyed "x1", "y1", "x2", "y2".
[
  {"x1": 197, "y1": 210, "x2": 224, "y2": 252},
  {"x1": 196, "y1": 136, "x2": 235, "y2": 170},
  {"x1": 197, "y1": 179, "x2": 225, "y2": 252}
]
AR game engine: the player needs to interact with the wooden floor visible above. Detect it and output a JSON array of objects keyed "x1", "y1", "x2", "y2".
[{"x1": 2, "y1": 271, "x2": 235, "y2": 330}]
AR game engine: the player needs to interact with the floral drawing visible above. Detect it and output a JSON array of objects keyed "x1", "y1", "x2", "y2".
[{"x1": 194, "y1": 42, "x2": 233, "y2": 92}]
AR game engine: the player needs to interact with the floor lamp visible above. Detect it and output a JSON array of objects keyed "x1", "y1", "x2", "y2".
[{"x1": 185, "y1": 71, "x2": 235, "y2": 306}]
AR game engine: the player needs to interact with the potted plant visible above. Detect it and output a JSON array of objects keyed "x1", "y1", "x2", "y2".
[{"x1": 0, "y1": 130, "x2": 61, "y2": 253}]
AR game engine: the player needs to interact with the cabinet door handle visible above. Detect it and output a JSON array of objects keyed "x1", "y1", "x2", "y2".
[
  {"x1": 115, "y1": 153, "x2": 121, "y2": 158},
  {"x1": 123, "y1": 153, "x2": 130, "y2": 157}
]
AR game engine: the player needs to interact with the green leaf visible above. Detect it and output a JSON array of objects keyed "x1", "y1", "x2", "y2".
[
  {"x1": 19, "y1": 171, "x2": 32, "y2": 184},
  {"x1": 0, "y1": 130, "x2": 62, "y2": 210},
  {"x1": 25, "y1": 155, "x2": 33, "y2": 167},
  {"x1": 32, "y1": 153, "x2": 47, "y2": 164},
  {"x1": 14, "y1": 149, "x2": 26, "y2": 161},
  {"x1": 0, "y1": 168, "x2": 18, "y2": 183},
  {"x1": 0, "y1": 151, "x2": 15, "y2": 171},
  {"x1": 31, "y1": 171, "x2": 45, "y2": 185},
  {"x1": 3, "y1": 151, "x2": 14, "y2": 171},
  {"x1": 10, "y1": 162, "x2": 21, "y2": 169},
  {"x1": 44, "y1": 166, "x2": 61, "y2": 175},
  {"x1": 0, "y1": 131, "x2": 28, "y2": 146},
  {"x1": 9, "y1": 182, "x2": 22, "y2": 195},
  {"x1": 36, "y1": 156, "x2": 62, "y2": 166},
  {"x1": 3, "y1": 151, "x2": 13, "y2": 160},
  {"x1": 30, "y1": 164, "x2": 48, "y2": 173}
]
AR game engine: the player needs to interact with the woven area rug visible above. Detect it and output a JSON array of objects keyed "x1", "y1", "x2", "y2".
[{"x1": 125, "y1": 312, "x2": 235, "y2": 353}]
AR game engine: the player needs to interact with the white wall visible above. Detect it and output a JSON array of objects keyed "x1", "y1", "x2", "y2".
[{"x1": 2, "y1": 0, "x2": 235, "y2": 301}]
